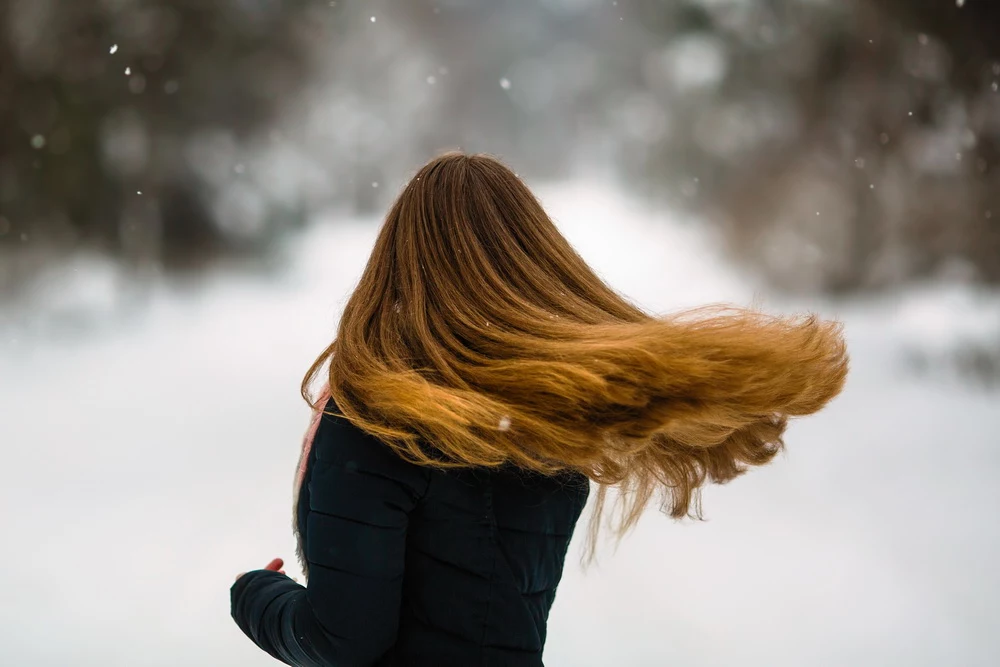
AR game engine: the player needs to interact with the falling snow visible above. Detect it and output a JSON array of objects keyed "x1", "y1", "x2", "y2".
[
  {"x1": 957, "y1": 0, "x2": 965, "y2": 7},
  {"x1": 427, "y1": 75, "x2": 437, "y2": 85},
  {"x1": 498, "y1": 416, "x2": 512, "y2": 431},
  {"x1": 370, "y1": 16, "x2": 376, "y2": 23},
  {"x1": 499, "y1": 77, "x2": 511, "y2": 90},
  {"x1": 109, "y1": 44, "x2": 118, "y2": 54},
  {"x1": 30, "y1": 135, "x2": 46, "y2": 149},
  {"x1": 372, "y1": 182, "x2": 379, "y2": 188},
  {"x1": 125, "y1": 66, "x2": 131, "y2": 76}
]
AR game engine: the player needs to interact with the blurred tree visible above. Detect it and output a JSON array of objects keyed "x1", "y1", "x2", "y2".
[
  {"x1": 0, "y1": 0, "x2": 321, "y2": 283},
  {"x1": 616, "y1": 0, "x2": 1000, "y2": 293},
  {"x1": 874, "y1": 0, "x2": 1000, "y2": 282}
]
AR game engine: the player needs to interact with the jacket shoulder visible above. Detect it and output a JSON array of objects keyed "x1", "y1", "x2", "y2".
[{"x1": 311, "y1": 401, "x2": 431, "y2": 498}]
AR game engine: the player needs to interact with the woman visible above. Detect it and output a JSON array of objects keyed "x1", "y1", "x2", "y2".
[{"x1": 230, "y1": 153, "x2": 848, "y2": 666}]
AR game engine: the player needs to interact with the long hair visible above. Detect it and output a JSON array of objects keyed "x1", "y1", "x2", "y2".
[{"x1": 302, "y1": 152, "x2": 848, "y2": 556}]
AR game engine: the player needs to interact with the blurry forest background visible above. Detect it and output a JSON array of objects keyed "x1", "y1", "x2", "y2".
[
  {"x1": 3, "y1": 0, "x2": 999, "y2": 287},
  {"x1": 2, "y1": 0, "x2": 999, "y2": 376}
]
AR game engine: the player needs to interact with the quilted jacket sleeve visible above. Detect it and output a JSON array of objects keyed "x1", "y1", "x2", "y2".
[{"x1": 231, "y1": 412, "x2": 430, "y2": 666}]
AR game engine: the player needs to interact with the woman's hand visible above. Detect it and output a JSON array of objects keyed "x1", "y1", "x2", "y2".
[{"x1": 235, "y1": 557, "x2": 285, "y2": 582}]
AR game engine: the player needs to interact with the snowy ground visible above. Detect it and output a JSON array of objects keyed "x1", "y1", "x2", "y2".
[{"x1": 1, "y1": 182, "x2": 998, "y2": 666}]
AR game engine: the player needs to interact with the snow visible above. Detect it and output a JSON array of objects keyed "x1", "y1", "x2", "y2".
[
  {"x1": 888, "y1": 285, "x2": 1000, "y2": 354},
  {"x1": 1, "y1": 181, "x2": 998, "y2": 666}
]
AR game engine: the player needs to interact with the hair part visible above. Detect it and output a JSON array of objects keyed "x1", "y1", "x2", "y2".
[{"x1": 303, "y1": 152, "x2": 849, "y2": 560}]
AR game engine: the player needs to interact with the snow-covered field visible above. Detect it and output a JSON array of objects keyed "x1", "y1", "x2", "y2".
[{"x1": 1, "y1": 182, "x2": 998, "y2": 666}]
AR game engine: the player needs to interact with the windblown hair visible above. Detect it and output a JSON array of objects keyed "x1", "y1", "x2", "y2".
[{"x1": 303, "y1": 152, "x2": 848, "y2": 554}]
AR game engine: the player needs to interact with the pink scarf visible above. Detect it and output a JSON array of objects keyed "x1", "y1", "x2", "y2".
[{"x1": 292, "y1": 385, "x2": 330, "y2": 576}]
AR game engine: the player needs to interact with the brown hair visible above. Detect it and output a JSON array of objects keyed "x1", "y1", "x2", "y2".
[{"x1": 303, "y1": 152, "x2": 848, "y2": 555}]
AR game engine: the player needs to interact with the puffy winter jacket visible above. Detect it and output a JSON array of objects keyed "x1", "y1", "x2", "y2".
[{"x1": 231, "y1": 400, "x2": 590, "y2": 666}]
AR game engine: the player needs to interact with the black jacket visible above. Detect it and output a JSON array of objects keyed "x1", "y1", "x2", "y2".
[{"x1": 231, "y1": 403, "x2": 590, "y2": 666}]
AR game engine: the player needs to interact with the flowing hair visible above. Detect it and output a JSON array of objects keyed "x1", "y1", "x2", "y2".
[{"x1": 302, "y1": 152, "x2": 848, "y2": 557}]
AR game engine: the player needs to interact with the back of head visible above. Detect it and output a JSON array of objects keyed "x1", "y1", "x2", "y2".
[{"x1": 304, "y1": 152, "x2": 848, "y2": 549}]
